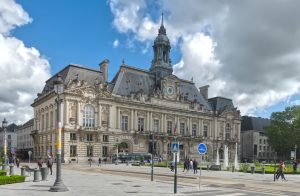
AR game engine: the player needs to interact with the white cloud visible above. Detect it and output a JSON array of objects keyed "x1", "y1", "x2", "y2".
[
  {"x1": 109, "y1": 0, "x2": 300, "y2": 116},
  {"x1": 0, "y1": 0, "x2": 51, "y2": 124},
  {"x1": 113, "y1": 39, "x2": 119, "y2": 48}
]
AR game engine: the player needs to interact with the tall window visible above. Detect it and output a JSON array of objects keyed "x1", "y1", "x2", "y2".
[
  {"x1": 70, "y1": 133, "x2": 76, "y2": 140},
  {"x1": 46, "y1": 113, "x2": 49, "y2": 129},
  {"x1": 83, "y1": 105, "x2": 95, "y2": 127},
  {"x1": 138, "y1": 118, "x2": 144, "y2": 132},
  {"x1": 192, "y1": 124, "x2": 197, "y2": 136},
  {"x1": 50, "y1": 111, "x2": 53, "y2": 128},
  {"x1": 87, "y1": 145, "x2": 93, "y2": 157},
  {"x1": 121, "y1": 116, "x2": 128, "y2": 131},
  {"x1": 153, "y1": 119, "x2": 159, "y2": 132},
  {"x1": 225, "y1": 123, "x2": 231, "y2": 140},
  {"x1": 70, "y1": 145, "x2": 77, "y2": 157},
  {"x1": 103, "y1": 135, "x2": 108, "y2": 142},
  {"x1": 180, "y1": 123, "x2": 185, "y2": 135},
  {"x1": 167, "y1": 121, "x2": 172, "y2": 134},
  {"x1": 102, "y1": 146, "x2": 108, "y2": 157},
  {"x1": 41, "y1": 115, "x2": 44, "y2": 130},
  {"x1": 167, "y1": 143, "x2": 171, "y2": 156},
  {"x1": 87, "y1": 134, "x2": 93, "y2": 141},
  {"x1": 203, "y1": 125, "x2": 208, "y2": 137}
]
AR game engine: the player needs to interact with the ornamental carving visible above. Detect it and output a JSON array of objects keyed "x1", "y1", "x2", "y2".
[
  {"x1": 120, "y1": 109, "x2": 130, "y2": 116},
  {"x1": 152, "y1": 113, "x2": 161, "y2": 119},
  {"x1": 137, "y1": 111, "x2": 147, "y2": 117}
]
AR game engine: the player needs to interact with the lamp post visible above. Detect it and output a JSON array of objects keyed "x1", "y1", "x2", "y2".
[
  {"x1": 295, "y1": 145, "x2": 297, "y2": 161},
  {"x1": 174, "y1": 136, "x2": 178, "y2": 194},
  {"x1": 89, "y1": 142, "x2": 92, "y2": 167},
  {"x1": 2, "y1": 118, "x2": 8, "y2": 165},
  {"x1": 151, "y1": 131, "x2": 154, "y2": 181},
  {"x1": 50, "y1": 74, "x2": 68, "y2": 192}
]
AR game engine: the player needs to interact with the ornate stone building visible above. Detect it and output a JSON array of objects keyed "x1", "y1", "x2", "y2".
[{"x1": 31, "y1": 18, "x2": 241, "y2": 163}]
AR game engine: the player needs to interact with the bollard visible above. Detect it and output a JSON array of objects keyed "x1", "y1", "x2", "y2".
[
  {"x1": 9, "y1": 165, "x2": 14, "y2": 175},
  {"x1": 262, "y1": 167, "x2": 265, "y2": 175},
  {"x1": 207, "y1": 165, "x2": 209, "y2": 171},
  {"x1": 251, "y1": 166, "x2": 255, "y2": 174},
  {"x1": 232, "y1": 166, "x2": 235, "y2": 172},
  {"x1": 40, "y1": 167, "x2": 48, "y2": 181},
  {"x1": 21, "y1": 167, "x2": 26, "y2": 176},
  {"x1": 33, "y1": 169, "x2": 40, "y2": 182}
]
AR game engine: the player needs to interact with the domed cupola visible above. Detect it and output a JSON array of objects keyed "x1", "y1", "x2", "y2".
[{"x1": 150, "y1": 13, "x2": 173, "y2": 85}]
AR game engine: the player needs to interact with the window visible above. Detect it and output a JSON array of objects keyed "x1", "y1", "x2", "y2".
[
  {"x1": 225, "y1": 123, "x2": 231, "y2": 140},
  {"x1": 103, "y1": 135, "x2": 108, "y2": 142},
  {"x1": 70, "y1": 133, "x2": 76, "y2": 141},
  {"x1": 167, "y1": 121, "x2": 172, "y2": 134},
  {"x1": 180, "y1": 123, "x2": 185, "y2": 135},
  {"x1": 138, "y1": 118, "x2": 144, "y2": 132},
  {"x1": 192, "y1": 124, "x2": 197, "y2": 136},
  {"x1": 102, "y1": 146, "x2": 108, "y2": 157},
  {"x1": 41, "y1": 115, "x2": 44, "y2": 130},
  {"x1": 87, "y1": 134, "x2": 93, "y2": 141},
  {"x1": 259, "y1": 145, "x2": 262, "y2": 150},
  {"x1": 264, "y1": 139, "x2": 266, "y2": 144},
  {"x1": 203, "y1": 125, "x2": 208, "y2": 137},
  {"x1": 50, "y1": 111, "x2": 53, "y2": 128},
  {"x1": 259, "y1": 139, "x2": 262, "y2": 144},
  {"x1": 46, "y1": 113, "x2": 49, "y2": 129},
  {"x1": 70, "y1": 145, "x2": 77, "y2": 157},
  {"x1": 83, "y1": 105, "x2": 95, "y2": 127},
  {"x1": 153, "y1": 119, "x2": 159, "y2": 132},
  {"x1": 167, "y1": 143, "x2": 171, "y2": 156},
  {"x1": 253, "y1": 144, "x2": 257, "y2": 156},
  {"x1": 87, "y1": 145, "x2": 93, "y2": 157},
  {"x1": 121, "y1": 116, "x2": 128, "y2": 131},
  {"x1": 263, "y1": 146, "x2": 266, "y2": 151}
]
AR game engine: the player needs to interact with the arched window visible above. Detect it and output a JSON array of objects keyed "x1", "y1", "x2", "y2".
[
  {"x1": 83, "y1": 105, "x2": 95, "y2": 127},
  {"x1": 225, "y1": 123, "x2": 231, "y2": 140}
]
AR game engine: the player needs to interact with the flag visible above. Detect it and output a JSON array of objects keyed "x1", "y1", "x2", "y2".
[{"x1": 173, "y1": 121, "x2": 177, "y2": 135}]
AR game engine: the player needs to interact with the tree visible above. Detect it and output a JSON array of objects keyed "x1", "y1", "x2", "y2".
[{"x1": 266, "y1": 106, "x2": 300, "y2": 159}]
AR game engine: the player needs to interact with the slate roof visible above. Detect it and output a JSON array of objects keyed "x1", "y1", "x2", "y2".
[
  {"x1": 111, "y1": 65, "x2": 212, "y2": 110},
  {"x1": 208, "y1": 97, "x2": 235, "y2": 112},
  {"x1": 241, "y1": 116, "x2": 271, "y2": 132},
  {"x1": 40, "y1": 64, "x2": 104, "y2": 96}
]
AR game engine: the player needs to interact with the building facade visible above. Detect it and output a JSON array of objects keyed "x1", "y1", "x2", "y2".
[
  {"x1": 0, "y1": 123, "x2": 18, "y2": 156},
  {"x1": 31, "y1": 18, "x2": 241, "y2": 163},
  {"x1": 241, "y1": 116, "x2": 274, "y2": 162},
  {"x1": 16, "y1": 119, "x2": 34, "y2": 160}
]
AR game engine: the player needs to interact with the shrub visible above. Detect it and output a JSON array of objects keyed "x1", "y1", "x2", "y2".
[
  {"x1": 0, "y1": 175, "x2": 25, "y2": 185},
  {"x1": 0, "y1": 170, "x2": 6, "y2": 176},
  {"x1": 241, "y1": 163, "x2": 250, "y2": 173}
]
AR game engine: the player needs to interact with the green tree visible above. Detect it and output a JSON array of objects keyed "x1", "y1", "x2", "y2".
[{"x1": 266, "y1": 106, "x2": 300, "y2": 159}]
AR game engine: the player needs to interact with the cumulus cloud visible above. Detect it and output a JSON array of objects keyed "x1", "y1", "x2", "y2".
[
  {"x1": 0, "y1": 0, "x2": 51, "y2": 124},
  {"x1": 113, "y1": 39, "x2": 119, "y2": 48},
  {"x1": 109, "y1": 0, "x2": 300, "y2": 116}
]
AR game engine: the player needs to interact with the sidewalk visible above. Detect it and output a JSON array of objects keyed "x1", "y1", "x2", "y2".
[{"x1": 0, "y1": 164, "x2": 215, "y2": 196}]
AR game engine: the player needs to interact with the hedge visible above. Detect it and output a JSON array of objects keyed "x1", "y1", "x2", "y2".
[
  {"x1": 0, "y1": 170, "x2": 6, "y2": 176},
  {"x1": 0, "y1": 175, "x2": 26, "y2": 185}
]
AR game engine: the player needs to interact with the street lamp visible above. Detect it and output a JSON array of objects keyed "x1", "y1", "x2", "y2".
[
  {"x1": 50, "y1": 74, "x2": 68, "y2": 192},
  {"x1": 151, "y1": 131, "x2": 154, "y2": 181},
  {"x1": 2, "y1": 118, "x2": 8, "y2": 165}
]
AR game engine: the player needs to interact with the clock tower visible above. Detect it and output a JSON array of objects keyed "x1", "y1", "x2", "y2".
[{"x1": 150, "y1": 13, "x2": 173, "y2": 87}]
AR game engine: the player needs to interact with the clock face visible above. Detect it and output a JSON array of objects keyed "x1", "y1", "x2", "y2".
[{"x1": 167, "y1": 86, "x2": 174, "y2": 95}]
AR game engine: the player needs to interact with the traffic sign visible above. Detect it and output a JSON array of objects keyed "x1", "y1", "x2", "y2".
[
  {"x1": 171, "y1": 142, "x2": 179, "y2": 152},
  {"x1": 198, "y1": 143, "x2": 207, "y2": 155}
]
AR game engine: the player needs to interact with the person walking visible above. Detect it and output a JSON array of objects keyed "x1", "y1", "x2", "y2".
[
  {"x1": 189, "y1": 159, "x2": 193, "y2": 171},
  {"x1": 193, "y1": 159, "x2": 198, "y2": 174},
  {"x1": 293, "y1": 159, "x2": 298, "y2": 174},
  {"x1": 276, "y1": 161, "x2": 286, "y2": 181},
  {"x1": 47, "y1": 157, "x2": 53, "y2": 175},
  {"x1": 98, "y1": 157, "x2": 102, "y2": 167},
  {"x1": 15, "y1": 157, "x2": 20, "y2": 168},
  {"x1": 183, "y1": 159, "x2": 188, "y2": 172},
  {"x1": 37, "y1": 158, "x2": 43, "y2": 169}
]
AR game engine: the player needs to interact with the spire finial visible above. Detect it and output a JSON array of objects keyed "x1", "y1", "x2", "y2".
[
  {"x1": 161, "y1": 11, "x2": 164, "y2": 26},
  {"x1": 122, "y1": 58, "x2": 125, "y2": 65}
]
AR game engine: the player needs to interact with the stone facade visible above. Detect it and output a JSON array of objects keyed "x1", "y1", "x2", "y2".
[
  {"x1": 16, "y1": 119, "x2": 34, "y2": 159},
  {"x1": 31, "y1": 17, "x2": 241, "y2": 163}
]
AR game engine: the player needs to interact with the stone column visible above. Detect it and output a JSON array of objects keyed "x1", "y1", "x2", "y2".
[
  {"x1": 98, "y1": 104, "x2": 102, "y2": 127},
  {"x1": 223, "y1": 121, "x2": 226, "y2": 140},
  {"x1": 77, "y1": 101, "x2": 81, "y2": 126},
  {"x1": 160, "y1": 114, "x2": 164, "y2": 133},
  {"x1": 131, "y1": 109, "x2": 134, "y2": 131},
  {"x1": 150, "y1": 112, "x2": 153, "y2": 132}
]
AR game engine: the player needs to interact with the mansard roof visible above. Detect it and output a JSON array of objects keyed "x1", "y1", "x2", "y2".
[
  {"x1": 208, "y1": 96, "x2": 235, "y2": 112},
  {"x1": 241, "y1": 116, "x2": 271, "y2": 132},
  {"x1": 111, "y1": 64, "x2": 212, "y2": 110},
  {"x1": 40, "y1": 64, "x2": 104, "y2": 96}
]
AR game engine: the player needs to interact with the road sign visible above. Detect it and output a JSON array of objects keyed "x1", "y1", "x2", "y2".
[
  {"x1": 171, "y1": 142, "x2": 179, "y2": 153},
  {"x1": 198, "y1": 143, "x2": 207, "y2": 155}
]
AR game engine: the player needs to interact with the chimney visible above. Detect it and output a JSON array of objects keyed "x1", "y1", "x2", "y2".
[
  {"x1": 199, "y1": 85, "x2": 209, "y2": 100},
  {"x1": 99, "y1": 59, "x2": 109, "y2": 82}
]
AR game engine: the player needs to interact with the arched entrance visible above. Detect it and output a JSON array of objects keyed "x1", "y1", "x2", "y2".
[{"x1": 118, "y1": 140, "x2": 133, "y2": 153}]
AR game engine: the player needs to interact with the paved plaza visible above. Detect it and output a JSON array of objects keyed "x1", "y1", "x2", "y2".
[{"x1": 0, "y1": 163, "x2": 300, "y2": 195}]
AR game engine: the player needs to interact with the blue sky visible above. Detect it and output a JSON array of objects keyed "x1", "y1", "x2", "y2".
[{"x1": 2, "y1": 0, "x2": 300, "y2": 123}]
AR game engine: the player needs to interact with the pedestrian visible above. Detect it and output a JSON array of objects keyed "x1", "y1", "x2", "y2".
[
  {"x1": 16, "y1": 157, "x2": 20, "y2": 168},
  {"x1": 189, "y1": 159, "x2": 193, "y2": 171},
  {"x1": 170, "y1": 161, "x2": 175, "y2": 172},
  {"x1": 98, "y1": 157, "x2": 102, "y2": 167},
  {"x1": 276, "y1": 160, "x2": 286, "y2": 181},
  {"x1": 47, "y1": 157, "x2": 53, "y2": 175},
  {"x1": 293, "y1": 159, "x2": 298, "y2": 174},
  {"x1": 183, "y1": 159, "x2": 188, "y2": 172},
  {"x1": 193, "y1": 159, "x2": 198, "y2": 174},
  {"x1": 37, "y1": 158, "x2": 43, "y2": 169}
]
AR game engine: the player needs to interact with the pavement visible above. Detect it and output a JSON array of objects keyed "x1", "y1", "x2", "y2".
[{"x1": 0, "y1": 162, "x2": 300, "y2": 196}]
